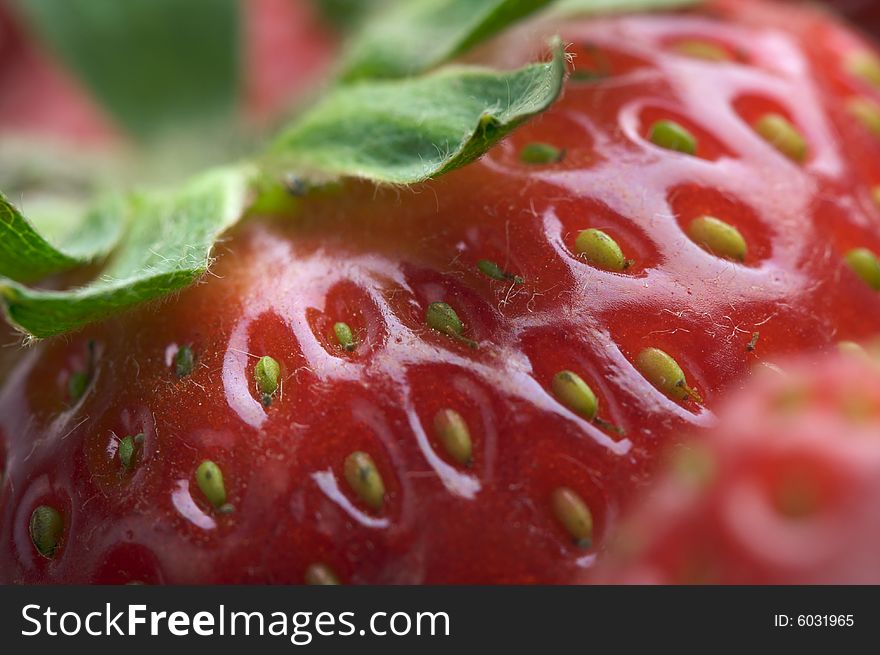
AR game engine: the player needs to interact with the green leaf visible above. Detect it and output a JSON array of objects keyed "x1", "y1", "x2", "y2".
[
  {"x1": 0, "y1": 43, "x2": 565, "y2": 338},
  {"x1": 341, "y1": 0, "x2": 556, "y2": 81},
  {"x1": 268, "y1": 38, "x2": 566, "y2": 184},
  {"x1": 0, "y1": 192, "x2": 123, "y2": 283},
  {"x1": 14, "y1": 0, "x2": 240, "y2": 139},
  {"x1": 552, "y1": 0, "x2": 703, "y2": 16},
  {"x1": 1, "y1": 164, "x2": 255, "y2": 338}
]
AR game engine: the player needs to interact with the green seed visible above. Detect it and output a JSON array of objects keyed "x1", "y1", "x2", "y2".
[
  {"x1": 195, "y1": 460, "x2": 227, "y2": 509},
  {"x1": 254, "y1": 355, "x2": 281, "y2": 405},
  {"x1": 334, "y1": 322, "x2": 357, "y2": 352},
  {"x1": 847, "y1": 51, "x2": 880, "y2": 88},
  {"x1": 845, "y1": 247, "x2": 880, "y2": 290},
  {"x1": 344, "y1": 451, "x2": 385, "y2": 511},
  {"x1": 433, "y1": 409, "x2": 473, "y2": 467},
  {"x1": 551, "y1": 370, "x2": 598, "y2": 421},
  {"x1": 29, "y1": 506, "x2": 63, "y2": 559},
  {"x1": 648, "y1": 120, "x2": 697, "y2": 155},
  {"x1": 847, "y1": 97, "x2": 880, "y2": 138},
  {"x1": 687, "y1": 215, "x2": 747, "y2": 261},
  {"x1": 774, "y1": 471, "x2": 820, "y2": 519},
  {"x1": 426, "y1": 302, "x2": 461, "y2": 334},
  {"x1": 636, "y1": 347, "x2": 702, "y2": 404},
  {"x1": 520, "y1": 142, "x2": 565, "y2": 165},
  {"x1": 672, "y1": 40, "x2": 730, "y2": 62},
  {"x1": 551, "y1": 487, "x2": 593, "y2": 548},
  {"x1": 477, "y1": 259, "x2": 524, "y2": 284},
  {"x1": 68, "y1": 371, "x2": 89, "y2": 401},
  {"x1": 671, "y1": 444, "x2": 716, "y2": 489},
  {"x1": 174, "y1": 345, "x2": 194, "y2": 378},
  {"x1": 118, "y1": 434, "x2": 143, "y2": 471},
  {"x1": 753, "y1": 113, "x2": 807, "y2": 163},
  {"x1": 575, "y1": 228, "x2": 629, "y2": 271},
  {"x1": 305, "y1": 563, "x2": 340, "y2": 585},
  {"x1": 425, "y1": 302, "x2": 477, "y2": 348}
]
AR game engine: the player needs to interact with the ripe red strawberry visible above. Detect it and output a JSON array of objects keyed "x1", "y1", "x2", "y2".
[
  {"x1": 590, "y1": 349, "x2": 880, "y2": 584},
  {"x1": 4, "y1": 0, "x2": 880, "y2": 584}
]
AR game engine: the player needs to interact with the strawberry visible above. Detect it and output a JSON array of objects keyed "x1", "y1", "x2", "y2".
[
  {"x1": 590, "y1": 349, "x2": 880, "y2": 584},
  {"x1": 3, "y1": 0, "x2": 880, "y2": 584}
]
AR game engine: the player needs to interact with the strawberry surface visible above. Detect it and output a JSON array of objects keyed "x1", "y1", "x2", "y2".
[
  {"x1": 590, "y1": 350, "x2": 880, "y2": 584},
  {"x1": 3, "y1": 0, "x2": 880, "y2": 583}
]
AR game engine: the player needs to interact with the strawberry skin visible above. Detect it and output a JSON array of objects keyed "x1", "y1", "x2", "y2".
[
  {"x1": 4, "y1": 0, "x2": 880, "y2": 583},
  {"x1": 590, "y1": 350, "x2": 880, "y2": 584}
]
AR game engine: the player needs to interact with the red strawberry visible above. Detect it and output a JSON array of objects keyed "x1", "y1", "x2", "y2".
[
  {"x1": 590, "y1": 349, "x2": 880, "y2": 584},
  {"x1": 3, "y1": 0, "x2": 880, "y2": 583}
]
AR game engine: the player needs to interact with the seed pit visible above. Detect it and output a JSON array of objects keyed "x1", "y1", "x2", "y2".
[
  {"x1": 245, "y1": 311, "x2": 309, "y2": 407},
  {"x1": 554, "y1": 198, "x2": 660, "y2": 275},
  {"x1": 755, "y1": 455, "x2": 842, "y2": 522},
  {"x1": 639, "y1": 106, "x2": 732, "y2": 160},
  {"x1": 664, "y1": 36, "x2": 741, "y2": 63},
  {"x1": 284, "y1": 391, "x2": 401, "y2": 527},
  {"x1": 487, "y1": 111, "x2": 596, "y2": 171},
  {"x1": 521, "y1": 327, "x2": 626, "y2": 436},
  {"x1": 611, "y1": 324, "x2": 711, "y2": 413},
  {"x1": 668, "y1": 185, "x2": 772, "y2": 264},
  {"x1": 847, "y1": 96, "x2": 880, "y2": 139},
  {"x1": 846, "y1": 50, "x2": 880, "y2": 89},
  {"x1": 307, "y1": 281, "x2": 387, "y2": 359},
  {"x1": 733, "y1": 95, "x2": 808, "y2": 162},
  {"x1": 407, "y1": 365, "x2": 494, "y2": 476},
  {"x1": 519, "y1": 448, "x2": 608, "y2": 551},
  {"x1": 402, "y1": 265, "x2": 499, "y2": 350},
  {"x1": 809, "y1": 199, "x2": 880, "y2": 294}
]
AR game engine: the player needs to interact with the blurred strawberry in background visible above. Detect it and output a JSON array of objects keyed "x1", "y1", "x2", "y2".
[
  {"x1": 3, "y1": 0, "x2": 872, "y2": 151},
  {"x1": 0, "y1": 1, "x2": 115, "y2": 144},
  {"x1": 592, "y1": 350, "x2": 880, "y2": 584},
  {"x1": 0, "y1": 0, "x2": 336, "y2": 148}
]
